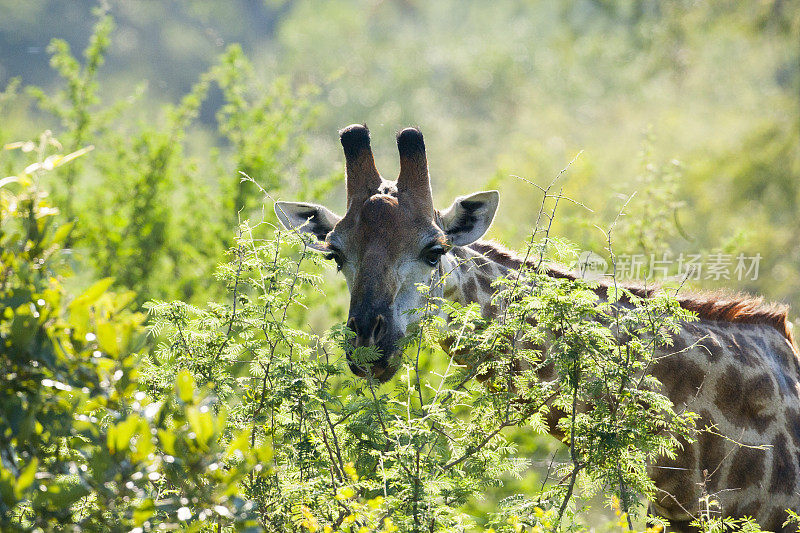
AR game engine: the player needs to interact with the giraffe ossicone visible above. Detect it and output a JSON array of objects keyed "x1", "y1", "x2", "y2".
[{"x1": 275, "y1": 125, "x2": 800, "y2": 530}]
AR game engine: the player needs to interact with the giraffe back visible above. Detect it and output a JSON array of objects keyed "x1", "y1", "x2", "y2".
[{"x1": 650, "y1": 320, "x2": 800, "y2": 530}]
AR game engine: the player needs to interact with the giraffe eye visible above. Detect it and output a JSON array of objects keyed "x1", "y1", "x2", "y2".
[
  {"x1": 421, "y1": 245, "x2": 445, "y2": 267},
  {"x1": 325, "y1": 248, "x2": 344, "y2": 271}
]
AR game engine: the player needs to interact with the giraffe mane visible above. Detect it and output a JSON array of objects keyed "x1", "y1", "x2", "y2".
[{"x1": 468, "y1": 240, "x2": 796, "y2": 345}]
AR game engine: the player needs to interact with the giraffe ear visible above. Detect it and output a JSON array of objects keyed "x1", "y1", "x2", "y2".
[
  {"x1": 440, "y1": 191, "x2": 499, "y2": 246},
  {"x1": 274, "y1": 201, "x2": 341, "y2": 251}
]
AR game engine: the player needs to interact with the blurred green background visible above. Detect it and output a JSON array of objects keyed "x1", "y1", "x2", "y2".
[{"x1": 1, "y1": 0, "x2": 797, "y2": 332}]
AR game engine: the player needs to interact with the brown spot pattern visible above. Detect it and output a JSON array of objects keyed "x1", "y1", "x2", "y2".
[
  {"x1": 651, "y1": 355, "x2": 706, "y2": 406},
  {"x1": 764, "y1": 508, "x2": 791, "y2": 533},
  {"x1": 726, "y1": 445, "x2": 765, "y2": 490},
  {"x1": 786, "y1": 407, "x2": 800, "y2": 449},
  {"x1": 482, "y1": 302, "x2": 498, "y2": 317},
  {"x1": 714, "y1": 366, "x2": 776, "y2": 432},
  {"x1": 697, "y1": 410, "x2": 726, "y2": 489},
  {"x1": 457, "y1": 240, "x2": 800, "y2": 521},
  {"x1": 477, "y1": 272, "x2": 493, "y2": 294},
  {"x1": 462, "y1": 277, "x2": 478, "y2": 304},
  {"x1": 683, "y1": 322, "x2": 702, "y2": 335},
  {"x1": 668, "y1": 333, "x2": 688, "y2": 354},
  {"x1": 477, "y1": 257, "x2": 495, "y2": 275},
  {"x1": 728, "y1": 332, "x2": 757, "y2": 367},
  {"x1": 768, "y1": 433, "x2": 796, "y2": 495},
  {"x1": 651, "y1": 436, "x2": 697, "y2": 511},
  {"x1": 737, "y1": 499, "x2": 761, "y2": 518}
]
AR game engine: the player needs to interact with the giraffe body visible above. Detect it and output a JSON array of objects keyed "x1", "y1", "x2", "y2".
[
  {"x1": 276, "y1": 125, "x2": 800, "y2": 529},
  {"x1": 447, "y1": 243, "x2": 800, "y2": 531},
  {"x1": 650, "y1": 319, "x2": 800, "y2": 531}
]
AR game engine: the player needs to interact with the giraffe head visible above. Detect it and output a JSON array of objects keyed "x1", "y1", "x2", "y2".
[{"x1": 275, "y1": 125, "x2": 499, "y2": 381}]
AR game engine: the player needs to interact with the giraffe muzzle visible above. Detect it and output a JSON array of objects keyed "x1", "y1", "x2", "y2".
[
  {"x1": 347, "y1": 314, "x2": 388, "y2": 346},
  {"x1": 345, "y1": 313, "x2": 402, "y2": 382}
]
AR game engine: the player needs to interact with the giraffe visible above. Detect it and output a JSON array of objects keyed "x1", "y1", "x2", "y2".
[{"x1": 275, "y1": 124, "x2": 800, "y2": 531}]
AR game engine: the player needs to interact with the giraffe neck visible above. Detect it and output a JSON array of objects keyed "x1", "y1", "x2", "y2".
[{"x1": 441, "y1": 244, "x2": 511, "y2": 315}]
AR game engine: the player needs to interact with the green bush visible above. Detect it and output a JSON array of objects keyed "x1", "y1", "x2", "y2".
[
  {"x1": 21, "y1": 8, "x2": 324, "y2": 304},
  {"x1": 1, "y1": 141, "x2": 781, "y2": 532},
  {"x1": 0, "y1": 148, "x2": 268, "y2": 531},
  {"x1": 141, "y1": 208, "x2": 707, "y2": 531}
]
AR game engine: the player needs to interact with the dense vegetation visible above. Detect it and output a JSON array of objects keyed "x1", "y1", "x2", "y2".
[
  {"x1": 0, "y1": 145, "x2": 742, "y2": 531},
  {"x1": 0, "y1": 2, "x2": 798, "y2": 531}
]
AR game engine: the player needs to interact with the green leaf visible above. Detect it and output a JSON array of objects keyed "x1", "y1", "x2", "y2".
[
  {"x1": 158, "y1": 429, "x2": 176, "y2": 456},
  {"x1": 134, "y1": 498, "x2": 156, "y2": 526},
  {"x1": 606, "y1": 284, "x2": 623, "y2": 303},
  {"x1": 15, "y1": 457, "x2": 38, "y2": 498},
  {"x1": 96, "y1": 320, "x2": 119, "y2": 356},
  {"x1": 176, "y1": 370, "x2": 195, "y2": 403},
  {"x1": 32, "y1": 476, "x2": 89, "y2": 510},
  {"x1": 9, "y1": 307, "x2": 36, "y2": 348},
  {"x1": 69, "y1": 301, "x2": 91, "y2": 339},
  {"x1": 48, "y1": 220, "x2": 74, "y2": 246},
  {"x1": 187, "y1": 407, "x2": 214, "y2": 448},
  {"x1": 70, "y1": 277, "x2": 114, "y2": 308}
]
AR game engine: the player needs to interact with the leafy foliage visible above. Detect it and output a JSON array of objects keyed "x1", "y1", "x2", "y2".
[
  {"x1": 140, "y1": 206, "x2": 708, "y2": 531},
  {"x1": 0, "y1": 140, "x2": 783, "y2": 532},
  {"x1": 0, "y1": 3, "x2": 797, "y2": 531},
  {"x1": 21, "y1": 9, "x2": 324, "y2": 304},
  {"x1": 0, "y1": 147, "x2": 267, "y2": 531}
]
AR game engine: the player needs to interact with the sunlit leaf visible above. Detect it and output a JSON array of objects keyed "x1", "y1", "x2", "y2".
[{"x1": 176, "y1": 369, "x2": 195, "y2": 403}]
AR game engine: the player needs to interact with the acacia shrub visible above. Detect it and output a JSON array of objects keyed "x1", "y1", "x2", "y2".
[{"x1": 144, "y1": 209, "x2": 712, "y2": 532}]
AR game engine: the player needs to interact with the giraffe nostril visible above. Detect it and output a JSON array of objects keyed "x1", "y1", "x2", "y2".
[
  {"x1": 347, "y1": 317, "x2": 359, "y2": 336},
  {"x1": 371, "y1": 314, "x2": 387, "y2": 343}
]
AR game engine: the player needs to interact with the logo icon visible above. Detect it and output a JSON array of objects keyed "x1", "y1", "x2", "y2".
[{"x1": 574, "y1": 251, "x2": 608, "y2": 279}]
